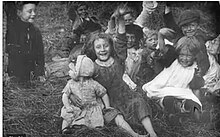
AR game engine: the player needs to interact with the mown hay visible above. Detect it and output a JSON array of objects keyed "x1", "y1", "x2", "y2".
[
  {"x1": 3, "y1": 78, "x2": 134, "y2": 137},
  {"x1": 3, "y1": 79, "x2": 65, "y2": 137}
]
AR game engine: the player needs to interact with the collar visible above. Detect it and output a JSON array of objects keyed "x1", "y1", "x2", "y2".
[{"x1": 95, "y1": 57, "x2": 114, "y2": 67}]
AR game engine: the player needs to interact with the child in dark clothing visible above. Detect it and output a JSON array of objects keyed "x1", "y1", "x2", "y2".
[
  {"x1": 5, "y1": 2, "x2": 45, "y2": 83},
  {"x1": 123, "y1": 23, "x2": 144, "y2": 90},
  {"x1": 136, "y1": 29, "x2": 158, "y2": 86},
  {"x1": 138, "y1": 28, "x2": 178, "y2": 85},
  {"x1": 67, "y1": 2, "x2": 102, "y2": 52}
]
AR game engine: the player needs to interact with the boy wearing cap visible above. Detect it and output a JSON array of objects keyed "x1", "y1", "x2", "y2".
[{"x1": 161, "y1": 9, "x2": 215, "y2": 77}]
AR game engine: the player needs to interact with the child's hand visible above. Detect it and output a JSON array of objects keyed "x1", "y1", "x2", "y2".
[
  {"x1": 129, "y1": 82, "x2": 137, "y2": 91},
  {"x1": 159, "y1": 28, "x2": 175, "y2": 41},
  {"x1": 66, "y1": 106, "x2": 74, "y2": 113},
  {"x1": 69, "y1": 94, "x2": 82, "y2": 108},
  {"x1": 112, "y1": 4, "x2": 128, "y2": 21},
  {"x1": 38, "y1": 76, "x2": 46, "y2": 82}
]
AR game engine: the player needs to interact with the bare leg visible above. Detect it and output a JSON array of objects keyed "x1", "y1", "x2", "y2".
[
  {"x1": 141, "y1": 117, "x2": 157, "y2": 137},
  {"x1": 115, "y1": 115, "x2": 147, "y2": 137}
]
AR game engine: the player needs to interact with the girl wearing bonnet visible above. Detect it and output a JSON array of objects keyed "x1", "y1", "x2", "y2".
[
  {"x1": 143, "y1": 36, "x2": 203, "y2": 122},
  {"x1": 61, "y1": 55, "x2": 110, "y2": 131}
]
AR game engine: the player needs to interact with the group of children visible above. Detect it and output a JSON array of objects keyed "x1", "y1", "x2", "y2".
[
  {"x1": 4, "y1": 1, "x2": 220, "y2": 137},
  {"x1": 60, "y1": 2, "x2": 220, "y2": 137}
]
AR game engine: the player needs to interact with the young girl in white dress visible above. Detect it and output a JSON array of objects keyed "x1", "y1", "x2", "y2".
[{"x1": 142, "y1": 36, "x2": 203, "y2": 120}]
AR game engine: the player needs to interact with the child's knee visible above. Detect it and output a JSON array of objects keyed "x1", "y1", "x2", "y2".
[{"x1": 115, "y1": 114, "x2": 125, "y2": 126}]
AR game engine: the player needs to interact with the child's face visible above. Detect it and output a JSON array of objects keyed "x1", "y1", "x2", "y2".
[
  {"x1": 126, "y1": 33, "x2": 136, "y2": 48},
  {"x1": 178, "y1": 47, "x2": 195, "y2": 67},
  {"x1": 94, "y1": 38, "x2": 111, "y2": 61},
  {"x1": 61, "y1": 50, "x2": 69, "y2": 58},
  {"x1": 144, "y1": 35, "x2": 158, "y2": 50},
  {"x1": 77, "y1": 5, "x2": 88, "y2": 19},
  {"x1": 181, "y1": 22, "x2": 199, "y2": 37},
  {"x1": 124, "y1": 13, "x2": 134, "y2": 25},
  {"x1": 80, "y1": 34, "x2": 87, "y2": 44},
  {"x1": 18, "y1": 4, "x2": 36, "y2": 23},
  {"x1": 206, "y1": 36, "x2": 220, "y2": 55}
]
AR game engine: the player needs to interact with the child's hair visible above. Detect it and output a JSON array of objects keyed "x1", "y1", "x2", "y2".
[
  {"x1": 143, "y1": 28, "x2": 158, "y2": 40},
  {"x1": 175, "y1": 36, "x2": 200, "y2": 56},
  {"x1": 125, "y1": 24, "x2": 143, "y2": 42},
  {"x1": 15, "y1": 1, "x2": 39, "y2": 11}
]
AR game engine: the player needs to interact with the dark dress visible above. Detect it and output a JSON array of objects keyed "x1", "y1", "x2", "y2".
[
  {"x1": 93, "y1": 33, "x2": 152, "y2": 125},
  {"x1": 6, "y1": 18, "x2": 44, "y2": 82}
]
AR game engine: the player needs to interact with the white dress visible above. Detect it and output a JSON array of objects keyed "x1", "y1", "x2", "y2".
[
  {"x1": 142, "y1": 59, "x2": 202, "y2": 107},
  {"x1": 61, "y1": 79, "x2": 106, "y2": 128}
]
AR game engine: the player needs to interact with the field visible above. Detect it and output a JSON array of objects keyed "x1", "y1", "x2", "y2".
[{"x1": 3, "y1": 1, "x2": 220, "y2": 137}]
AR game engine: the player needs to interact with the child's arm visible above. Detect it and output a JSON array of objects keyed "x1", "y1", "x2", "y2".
[
  {"x1": 122, "y1": 72, "x2": 137, "y2": 91},
  {"x1": 69, "y1": 93, "x2": 82, "y2": 108},
  {"x1": 62, "y1": 93, "x2": 71, "y2": 108},
  {"x1": 94, "y1": 81, "x2": 111, "y2": 108},
  {"x1": 135, "y1": 1, "x2": 157, "y2": 28},
  {"x1": 102, "y1": 94, "x2": 110, "y2": 108},
  {"x1": 158, "y1": 28, "x2": 175, "y2": 53},
  {"x1": 113, "y1": 6, "x2": 127, "y2": 64}
]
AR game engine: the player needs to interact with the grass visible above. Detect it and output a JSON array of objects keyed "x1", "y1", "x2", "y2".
[{"x1": 3, "y1": 1, "x2": 220, "y2": 137}]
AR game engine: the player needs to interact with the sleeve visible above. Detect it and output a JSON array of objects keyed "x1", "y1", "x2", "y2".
[
  {"x1": 5, "y1": 21, "x2": 16, "y2": 54},
  {"x1": 62, "y1": 81, "x2": 71, "y2": 96},
  {"x1": 135, "y1": 8, "x2": 151, "y2": 28},
  {"x1": 94, "y1": 80, "x2": 107, "y2": 97},
  {"x1": 194, "y1": 34, "x2": 210, "y2": 76},
  {"x1": 189, "y1": 69, "x2": 205, "y2": 90},
  {"x1": 114, "y1": 33, "x2": 127, "y2": 64},
  {"x1": 195, "y1": 50, "x2": 210, "y2": 76},
  {"x1": 34, "y1": 28, "x2": 45, "y2": 76},
  {"x1": 163, "y1": 11, "x2": 184, "y2": 44},
  {"x1": 163, "y1": 12, "x2": 182, "y2": 35}
]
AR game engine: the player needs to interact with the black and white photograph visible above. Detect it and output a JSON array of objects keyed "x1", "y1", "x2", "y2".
[{"x1": 2, "y1": 1, "x2": 220, "y2": 137}]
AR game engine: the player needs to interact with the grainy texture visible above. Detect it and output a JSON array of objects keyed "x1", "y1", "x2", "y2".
[{"x1": 3, "y1": 1, "x2": 220, "y2": 137}]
